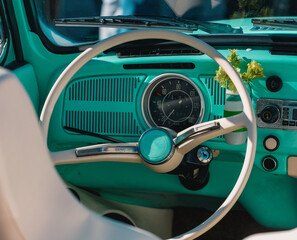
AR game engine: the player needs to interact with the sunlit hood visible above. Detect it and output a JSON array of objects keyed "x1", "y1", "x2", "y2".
[{"x1": 164, "y1": 0, "x2": 203, "y2": 17}]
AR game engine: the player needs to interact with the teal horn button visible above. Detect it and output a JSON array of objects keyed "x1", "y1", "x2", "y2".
[{"x1": 138, "y1": 128, "x2": 174, "y2": 164}]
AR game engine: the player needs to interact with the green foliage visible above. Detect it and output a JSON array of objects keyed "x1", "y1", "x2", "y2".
[
  {"x1": 231, "y1": 0, "x2": 272, "y2": 19},
  {"x1": 214, "y1": 49, "x2": 265, "y2": 93}
]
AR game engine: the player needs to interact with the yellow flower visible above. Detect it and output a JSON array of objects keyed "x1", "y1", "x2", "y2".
[
  {"x1": 214, "y1": 49, "x2": 265, "y2": 93},
  {"x1": 245, "y1": 60, "x2": 265, "y2": 84},
  {"x1": 227, "y1": 49, "x2": 242, "y2": 67}
]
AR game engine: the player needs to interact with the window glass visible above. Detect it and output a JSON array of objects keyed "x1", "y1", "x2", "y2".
[
  {"x1": 33, "y1": 0, "x2": 297, "y2": 47},
  {"x1": 35, "y1": 0, "x2": 102, "y2": 45}
]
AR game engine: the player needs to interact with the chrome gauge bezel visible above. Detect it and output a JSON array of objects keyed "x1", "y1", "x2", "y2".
[{"x1": 141, "y1": 73, "x2": 205, "y2": 131}]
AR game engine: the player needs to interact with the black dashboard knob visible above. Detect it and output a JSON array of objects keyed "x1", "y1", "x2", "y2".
[
  {"x1": 266, "y1": 75, "x2": 282, "y2": 92},
  {"x1": 260, "y1": 106, "x2": 280, "y2": 123}
]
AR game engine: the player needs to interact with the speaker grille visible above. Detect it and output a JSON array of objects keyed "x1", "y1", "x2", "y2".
[
  {"x1": 64, "y1": 111, "x2": 142, "y2": 135},
  {"x1": 200, "y1": 75, "x2": 226, "y2": 140},
  {"x1": 63, "y1": 75, "x2": 144, "y2": 136},
  {"x1": 67, "y1": 76, "x2": 141, "y2": 102},
  {"x1": 203, "y1": 76, "x2": 226, "y2": 106}
]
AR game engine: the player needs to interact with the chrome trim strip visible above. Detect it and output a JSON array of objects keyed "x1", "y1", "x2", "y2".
[
  {"x1": 76, "y1": 143, "x2": 138, "y2": 157},
  {"x1": 174, "y1": 122, "x2": 220, "y2": 145}
]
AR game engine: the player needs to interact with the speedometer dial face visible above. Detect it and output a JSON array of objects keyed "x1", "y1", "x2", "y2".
[{"x1": 143, "y1": 74, "x2": 204, "y2": 132}]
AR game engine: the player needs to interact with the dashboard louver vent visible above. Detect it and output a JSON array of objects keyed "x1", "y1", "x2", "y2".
[
  {"x1": 200, "y1": 75, "x2": 226, "y2": 140},
  {"x1": 63, "y1": 75, "x2": 144, "y2": 136},
  {"x1": 64, "y1": 111, "x2": 141, "y2": 135},
  {"x1": 68, "y1": 76, "x2": 141, "y2": 102},
  {"x1": 203, "y1": 76, "x2": 226, "y2": 105},
  {"x1": 118, "y1": 47, "x2": 202, "y2": 58},
  {"x1": 123, "y1": 62, "x2": 195, "y2": 70}
]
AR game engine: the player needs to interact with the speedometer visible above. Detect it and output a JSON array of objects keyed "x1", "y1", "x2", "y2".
[{"x1": 142, "y1": 74, "x2": 205, "y2": 132}]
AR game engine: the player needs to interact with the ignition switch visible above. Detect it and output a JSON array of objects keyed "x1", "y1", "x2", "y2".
[{"x1": 197, "y1": 146, "x2": 213, "y2": 165}]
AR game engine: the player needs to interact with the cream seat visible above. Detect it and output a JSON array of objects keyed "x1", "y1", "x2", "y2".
[
  {"x1": 0, "y1": 67, "x2": 159, "y2": 240},
  {"x1": 244, "y1": 229, "x2": 297, "y2": 240}
]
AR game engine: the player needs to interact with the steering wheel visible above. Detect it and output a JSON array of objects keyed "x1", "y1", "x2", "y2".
[{"x1": 40, "y1": 29, "x2": 257, "y2": 239}]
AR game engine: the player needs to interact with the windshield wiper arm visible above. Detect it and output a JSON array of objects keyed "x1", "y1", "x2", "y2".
[
  {"x1": 55, "y1": 15, "x2": 199, "y2": 32},
  {"x1": 54, "y1": 15, "x2": 243, "y2": 34},
  {"x1": 252, "y1": 18, "x2": 297, "y2": 30},
  {"x1": 63, "y1": 126, "x2": 123, "y2": 143}
]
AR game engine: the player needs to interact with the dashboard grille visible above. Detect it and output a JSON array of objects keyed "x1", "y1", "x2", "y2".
[
  {"x1": 123, "y1": 62, "x2": 195, "y2": 69},
  {"x1": 203, "y1": 76, "x2": 226, "y2": 105},
  {"x1": 63, "y1": 75, "x2": 144, "y2": 136},
  {"x1": 117, "y1": 47, "x2": 202, "y2": 58},
  {"x1": 64, "y1": 111, "x2": 141, "y2": 135},
  {"x1": 67, "y1": 76, "x2": 141, "y2": 102},
  {"x1": 200, "y1": 75, "x2": 226, "y2": 140}
]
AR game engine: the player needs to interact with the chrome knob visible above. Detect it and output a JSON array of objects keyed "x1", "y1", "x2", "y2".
[{"x1": 197, "y1": 146, "x2": 213, "y2": 165}]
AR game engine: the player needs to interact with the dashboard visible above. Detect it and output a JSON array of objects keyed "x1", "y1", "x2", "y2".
[
  {"x1": 48, "y1": 47, "x2": 297, "y2": 174},
  {"x1": 48, "y1": 46, "x2": 297, "y2": 230},
  {"x1": 62, "y1": 72, "x2": 217, "y2": 138}
]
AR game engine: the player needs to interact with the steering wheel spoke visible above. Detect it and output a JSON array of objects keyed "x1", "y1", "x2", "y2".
[
  {"x1": 176, "y1": 113, "x2": 248, "y2": 155},
  {"x1": 51, "y1": 143, "x2": 142, "y2": 165}
]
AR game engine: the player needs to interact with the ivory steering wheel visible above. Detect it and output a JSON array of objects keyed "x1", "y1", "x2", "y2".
[{"x1": 40, "y1": 29, "x2": 257, "y2": 239}]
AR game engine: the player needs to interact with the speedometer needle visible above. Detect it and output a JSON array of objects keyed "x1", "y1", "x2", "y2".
[{"x1": 162, "y1": 109, "x2": 175, "y2": 125}]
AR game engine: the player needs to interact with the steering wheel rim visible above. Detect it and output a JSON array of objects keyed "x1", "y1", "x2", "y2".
[{"x1": 40, "y1": 29, "x2": 257, "y2": 239}]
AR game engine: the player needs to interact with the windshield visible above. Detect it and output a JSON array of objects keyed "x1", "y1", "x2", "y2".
[{"x1": 32, "y1": 0, "x2": 297, "y2": 47}]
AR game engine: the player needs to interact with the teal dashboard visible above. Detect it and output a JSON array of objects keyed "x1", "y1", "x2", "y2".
[{"x1": 45, "y1": 45, "x2": 297, "y2": 229}]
